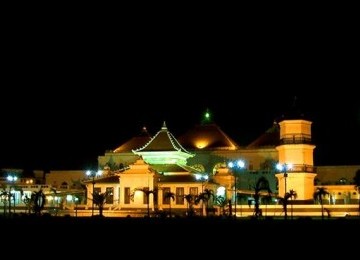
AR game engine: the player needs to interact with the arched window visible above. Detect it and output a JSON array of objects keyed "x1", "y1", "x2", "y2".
[
  {"x1": 212, "y1": 162, "x2": 226, "y2": 175},
  {"x1": 191, "y1": 164, "x2": 205, "y2": 173}
]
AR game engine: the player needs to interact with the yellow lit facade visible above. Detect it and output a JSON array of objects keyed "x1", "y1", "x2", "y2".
[
  {"x1": 2, "y1": 112, "x2": 359, "y2": 218},
  {"x1": 275, "y1": 119, "x2": 317, "y2": 200}
]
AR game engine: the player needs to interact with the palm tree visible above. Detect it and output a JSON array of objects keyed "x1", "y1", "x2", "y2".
[
  {"x1": 354, "y1": 169, "x2": 360, "y2": 217},
  {"x1": 195, "y1": 188, "x2": 214, "y2": 216},
  {"x1": 164, "y1": 191, "x2": 175, "y2": 217},
  {"x1": 203, "y1": 189, "x2": 215, "y2": 214},
  {"x1": 278, "y1": 189, "x2": 297, "y2": 220},
  {"x1": 215, "y1": 196, "x2": 228, "y2": 216},
  {"x1": 31, "y1": 189, "x2": 46, "y2": 216},
  {"x1": 195, "y1": 189, "x2": 215, "y2": 216},
  {"x1": 133, "y1": 188, "x2": 158, "y2": 218},
  {"x1": 184, "y1": 194, "x2": 195, "y2": 217},
  {"x1": 253, "y1": 177, "x2": 272, "y2": 218},
  {"x1": 92, "y1": 191, "x2": 108, "y2": 217},
  {"x1": 22, "y1": 194, "x2": 33, "y2": 214},
  {"x1": 313, "y1": 187, "x2": 330, "y2": 220},
  {"x1": 288, "y1": 189, "x2": 297, "y2": 220}
]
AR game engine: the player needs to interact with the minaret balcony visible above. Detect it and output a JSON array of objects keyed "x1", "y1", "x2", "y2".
[
  {"x1": 279, "y1": 134, "x2": 312, "y2": 145},
  {"x1": 282, "y1": 164, "x2": 316, "y2": 173}
]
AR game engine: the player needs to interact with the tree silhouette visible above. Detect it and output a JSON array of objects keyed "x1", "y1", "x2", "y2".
[
  {"x1": 92, "y1": 191, "x2": 108, "y2": 217},
  {"x1": 163, "y1": 191, "x2": 175, "y2": 217},
  {"x1": 215, "y1": 196, "x2": 228, "y2": 216},
  {"x1": 22, "y1": 194, "x2": 33, "y2": 214},
  {"x1": 313, "y1": 187, "x2": 330, "y2": 220},
  {"x1": 253, "y1": 177, "x2": 272, "y2": 218},
  {"x1": 132, "y1": 188, "x2": 158, "y2": 218},
  {"x1": 288, "y1": 189, "x2": 297, "y2": 219},
  {"x1": 184, "y1": 194, "x2": 195, "y2": 217},
  {"x1": 195, "y1": 188, "x2": 215, "y2": 217},
  {"x1": 278, "y1": 189, "x2": 297, "y2": 220},
  {"x1": 31, "y1": 189, "x2": 46, "y2": 216}
]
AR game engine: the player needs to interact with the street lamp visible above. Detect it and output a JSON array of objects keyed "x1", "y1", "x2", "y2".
[
  {"x1": 86, "y1": 170, "x2": 102, "y2": 216},
  {"x1": 276, "y1": 163, "x2": 293, "y2": 195},
  {"x1": 228, "y1": 159, "x2": 245, "y2": 218},
  {"x1": 7, "y1": 175, "x2": 18, "y2": 215},
  {"x1": 276, "y1": 162, "x2": 293, "y2": 219},
  {"x1": 195, "y1": 174, "x2": 209, "y2": 216}
]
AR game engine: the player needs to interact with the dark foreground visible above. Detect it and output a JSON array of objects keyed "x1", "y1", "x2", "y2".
[{"x1": 2, "y1": 215, "x2": 359, "y2": 255}]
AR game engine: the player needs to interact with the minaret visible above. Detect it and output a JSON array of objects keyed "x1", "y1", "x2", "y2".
[{"x1": 275, "y1": 101, "x2": 317, "y2": 201}]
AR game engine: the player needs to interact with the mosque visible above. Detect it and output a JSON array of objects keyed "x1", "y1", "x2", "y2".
[{"x1": 1, "y1": 109, "x2": 359, "y2": 217}]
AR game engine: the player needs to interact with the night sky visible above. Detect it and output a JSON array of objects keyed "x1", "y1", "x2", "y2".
[{"x1": 1, "y1": 11, "x2": 359, "y2": 171}]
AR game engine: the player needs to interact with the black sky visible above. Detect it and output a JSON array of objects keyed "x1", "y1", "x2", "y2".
[{"x1": 0, "y1": 9, "x2": 359, "y2": 170}]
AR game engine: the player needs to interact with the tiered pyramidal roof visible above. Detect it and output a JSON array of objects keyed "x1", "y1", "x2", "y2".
[{"x1": 133, "y1": 122, "x2": 193, "y2": 165}]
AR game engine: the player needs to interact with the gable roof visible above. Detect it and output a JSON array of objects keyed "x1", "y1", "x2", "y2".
[
  {"x1": 178, "y1": 123, "x2": 239, "y2": 150},
  {"x1": 247, "y1": 122, "x2": 280, "y2": 148},
  {"x1": 113, "y1": 127, "x2": 151, "y2": 153}
]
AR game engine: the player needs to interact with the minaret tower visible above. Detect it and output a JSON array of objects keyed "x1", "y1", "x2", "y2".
[{"x1": 275, "y1": 99, "x2": 317, "y2": 201}]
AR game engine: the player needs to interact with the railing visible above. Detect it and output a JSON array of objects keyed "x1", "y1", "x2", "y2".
[
  {"x1": 286, "y1": 164, "x2": 316, "y2": 173},
  {"x1": 279, "y1": 134, "x2": 312, "y2": 144},
  {"x1": 0, "y1": 184, "x2": 50, "y2": 189}
]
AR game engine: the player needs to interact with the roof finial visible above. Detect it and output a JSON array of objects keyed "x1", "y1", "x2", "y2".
[
  {"x1": 162, "y1": 121, "x2": 167, "y2": 130},
  {"x1": 292, "y1": 96, "x2": 297, "y2": 108},
  {"x1": 202, "y1": 108, "x2": 212, "y2": 124}
]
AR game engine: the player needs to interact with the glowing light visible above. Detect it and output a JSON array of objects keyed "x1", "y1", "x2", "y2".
[
  {"x1": 66, "y1": 195, "x2": 73, "y2": 201},
  {"x1": 276, "y1": 163, "x2": 293, "y2": 171},
  {"x1": 195, "y1": 140, "x2": 209, "y2": 149},
  {"x1": 7, "y1": 176, "x2": 18, "y2": 182},
  {"x1": 236, "y1": 160, "x2": 245, "y2": 168},
  {"x1": 202, "y1": 109, "x2": 212, "y2": 123},
  {"x1": 195, "y1": 174, "x2": 208, "y2": 181},
  {"x1": 228, "y1": 159, "x2": 245, "y2": 169},
  {"x1": 86, "y1": 170, "x2": 103, "y2": 177},
  {"x1": 216, "y1": 186, "x2": 226, "y2": 197}
]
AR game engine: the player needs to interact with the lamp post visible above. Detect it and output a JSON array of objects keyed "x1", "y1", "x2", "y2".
[
  {"x1": 228, "y1": 160, "x2": 245, "y2": 218},
  {"x1": 86, "y1": 170, "x2": 102, "y2": 217},
  {"x1": 7, "y1": 175, "x2": 18, "y2": 215},
  {"x1": 276, "y1": 162, "x2": 293, "y2": 219},
  {"x1": 74, "y1": 196, "x2": 79, "y2": 218},
  {"x1": 195, "y1": 174, "x2": 209, "y2": 216}
]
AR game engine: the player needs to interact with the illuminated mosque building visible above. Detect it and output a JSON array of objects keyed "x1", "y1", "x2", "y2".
[
  {"x1": 1, "y1": 109, "x2": 359, "y2": 217},
  {"x1": 86, "y1": 109, "x2": 359, "y2": 216}
]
